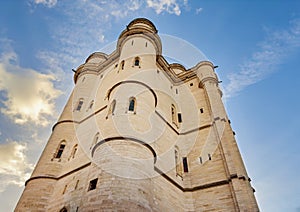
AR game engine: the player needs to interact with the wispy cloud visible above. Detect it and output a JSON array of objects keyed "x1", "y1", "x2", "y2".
[
  {"x1": 224, "y1": 19, "x2": 300, "y2": 98},
  {"x1": 0, "y1": 50, "x2": 62, "y2": 126},
  {"x1": 29, "y1": 0, "x2": 190, "y2": 83},
  {"x1": 32, "y1": 0, "x2": 186, "y2": 16},
  {"x1": 0, "y1": 141, "x2": 33, "y2": 192},
  {"x1": 128, "y1": 0, "x2": 143, "y2": 11},
  {"x1": 195, "y1": 7, "x2": 203, "y2": 14},
  {"x1": 147, "y1": 0, "x2": 181, "y2": 15},
  {"x1": 33, "y1": 0, "x2": 57, "y2": 8},
  {"x1": 33, "y1": 0, "x2": 189, "y2": 76}
]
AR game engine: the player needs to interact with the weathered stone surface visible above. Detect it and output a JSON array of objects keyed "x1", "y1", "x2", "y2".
[{"x1": 15, "y1": 18, "x2": 258, "y2": 212}]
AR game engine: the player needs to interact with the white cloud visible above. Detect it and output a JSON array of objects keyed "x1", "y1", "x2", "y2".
[
  {"x1": 111, "y1": 9, "x2": 128, "y2": 19},
  {"x1": 0, "y1": 141, "x2": 34, "y2": 192},
  {"x1": 224, "y1": 19, "x2": 300, "y2": 98},
  {"x1": 109, "y1": 1, "x2": 143, "y2": 19},
  {"x1": 0, "y1": 51, "x2": 62, "y2": 126},
  {"x1": 33, "y1": 1, "x2": 189, "y2": 80},
  {"x1": 99, "y1": 34, "x2": 105, "y2": 43},
  {"x1": 34, "y1": 1, "x2": 139, "y2": 79},
  {"x1": 128, "y1": 0, "x2": 143, "y2": 11},
  {"x1": 147, "y1": 0, "x2": 181, "y2": 15},
  {"x1": 196, "y1": 7, "x2": 203, "y2": 14},
  {"x1": 33, "y1": 0, "x2": 57, "y2": 8}
]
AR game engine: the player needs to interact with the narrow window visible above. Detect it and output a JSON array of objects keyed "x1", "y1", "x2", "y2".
[
  {"x1": 88, "y1": 100, "x2": 94, "y2": 110},
  {"x1": 200, "y1": 108, "x2": 204, "y2": 113},
  {"x1": 55, "y1": 141, "x2": 66, "y2": 159},
  {"x1": 111, "y1": 100, "x2": 116, "y2": 114},
  {"x1": 75, "y1": 180, "x2": 79, "y2": 190},
  {"x1": 176, "y1": 88, "x2": 178, "y2": 94},
  {"x1": 88, "y1": 178, "x2": 98, "y2": 191},
  {"x1": 208, "y1": 154, "x2": 211, "y2": 160},
  {"x1": 183, "y1": 157, "x2": 188, "y2": 173},
  {"x1": 178, "y1": 113, "x2": 182, "y2": 123},
  {"x1": 134, "y1": 57, "x2": 140, "y2": 66},
  {"x1": 92, "y1": 132, "x2": 100, "y2": 147},
  {"x1": 145, "y1": 42, "x2": 147, "y2": 47},
  {"x1": 175, "y1": 147, "x2": 182, "y2": 177},
  {"x1": 128, "y1": 97, "x2": 136, "y2": 112},
  {"x1": 175, "y1": 150, "x2": 178, "y2": 167},
  {"x1": 82, "y1": 77, "x2": 85, "y2": 82},
  {"x1": 62, "y1": 185, "x2": 67, "y2": 194},
  {"x1": 199, "y1": 157, "x2": 202, "y2": 164},
  {"x1": 171, "y1": 104, "x2": 177, "y2": 125},
  {"x1": 70, "y1": 144, "x2": 78, "y2": 159},
  {"x1": 131, "y1": 40, "x2": 134, "y2": 45},
  {"x1": 76, "y1": 99, "x2": 84, "y2": 111},
  {"x1": 108, "y1": 100, "x2": 116, "y2": 116},
  {"x1": 121, "y1": 60, "x2": 125, "y2": 70}
]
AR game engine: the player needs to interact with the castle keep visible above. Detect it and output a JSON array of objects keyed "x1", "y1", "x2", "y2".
[{"x1": 16, "y1": 18, "x2": 258, "y2": 211}]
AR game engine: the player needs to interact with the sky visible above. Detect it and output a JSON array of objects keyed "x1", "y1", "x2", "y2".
[{"x1": 0, "y1": 0, "x2": 300, "y2": 211}]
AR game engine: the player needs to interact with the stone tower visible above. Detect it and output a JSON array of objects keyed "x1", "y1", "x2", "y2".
[{"x1": 16, "y1": 18, "x2": 258, "y2": 211}]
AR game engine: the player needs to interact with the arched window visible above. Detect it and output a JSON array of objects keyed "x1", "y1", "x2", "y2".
[
  {"x1": 134, "y1": 57, "x2": 140, "y2": 66},
  {"x1": 70, "y1": 144, "x2": 78, "y2": 159},
  {"x1": 171, "y1": 104, "x2": 177, "y2": 125},
  {"x1": 128, "y1": 97, "x2": 136, "y2": 112},
  {"x1": 55, "y1": 141, "x2": 66, "y2": 159},
  {"x1": 108, "y1": 100, "x2": 116, "y2": 115},
  {"x1": 76, "y1": 98, "x2": 84, "y2": 111},
  {"x1": 175, "y1": 146, "x2": 182, "y2": 177},
  {"x1": 120, "y1": 60, "x2": 125, "y2": 70}
]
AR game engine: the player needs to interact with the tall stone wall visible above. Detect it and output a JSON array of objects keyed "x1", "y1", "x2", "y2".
[{"x1": 15, "y1": 18, "x2": 258, "y2": 212}]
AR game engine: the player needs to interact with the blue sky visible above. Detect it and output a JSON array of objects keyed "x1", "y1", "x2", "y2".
[{"x1": 0, "y1": 0, "x2": 300, "y2": 211}]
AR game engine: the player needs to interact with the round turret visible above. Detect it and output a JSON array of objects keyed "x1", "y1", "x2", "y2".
[
  {"x1": 117, "y1": 18, "x2": 162, "y2": 57},
  {"x1": 127, "y1": 18, "x2": 158, "y2": 33},
  {"x1": 85, "y1": 52, "x2": 108, "y2": 64}
]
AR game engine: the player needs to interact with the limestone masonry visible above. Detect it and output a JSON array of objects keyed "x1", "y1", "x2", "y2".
[{"x1": 16, "y1": 18, "x2": 259, "y2": 211}]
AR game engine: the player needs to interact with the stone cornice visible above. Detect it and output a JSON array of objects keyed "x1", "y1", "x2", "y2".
[{"x1": 25, "y1": 162, "x2": 91, "y2": 186}]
